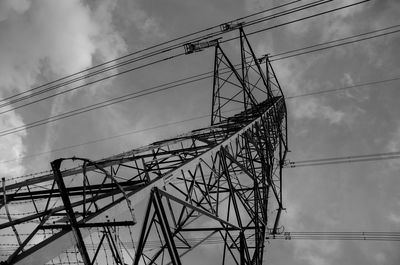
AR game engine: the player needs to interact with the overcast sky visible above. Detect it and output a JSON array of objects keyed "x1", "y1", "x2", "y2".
[{"x1": 0, "y1": 0, "x2": 399, "y2": 264}]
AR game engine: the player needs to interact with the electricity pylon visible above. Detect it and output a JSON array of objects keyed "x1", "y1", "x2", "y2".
[{"x1": 0, "y1": 27, "x2": 287, "y2": 265}]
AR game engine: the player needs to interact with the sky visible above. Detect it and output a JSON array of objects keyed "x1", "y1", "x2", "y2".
[{"x1": 0, "y1": 0, "x2": 399, "y2": 264}]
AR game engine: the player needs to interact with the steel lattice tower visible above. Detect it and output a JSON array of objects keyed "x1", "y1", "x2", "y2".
[{"x1": 0, "y1": 27, "x2": 287, "y2": 265}]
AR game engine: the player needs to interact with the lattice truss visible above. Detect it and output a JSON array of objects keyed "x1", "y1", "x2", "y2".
[{"x1": 0, "y1": 28, "x2": 287, "y2": 265}]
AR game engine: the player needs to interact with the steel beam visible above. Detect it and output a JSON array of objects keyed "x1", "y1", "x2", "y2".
[{"x1": 51, "y1": 159, "x2": 91, "y2": 265}]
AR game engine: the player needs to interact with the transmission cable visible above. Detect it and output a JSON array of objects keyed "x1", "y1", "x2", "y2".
[
  {"x1": 0, "y1": 0, "x2": 306, "y2": 108},
  {"x1": 220, "y1": 0, "x2": 373, "y2": 44},
  {"x1": 0, "y1": 0, "x2": 301, "y2": 105},
  {"x1": 270, "y1": 23, "x2": 400, "y2": 59},
  {"x1": 287, "y1": 151, "x2": 400, "y2": 168},
  {"x1": 0, "y1": 22, "x2": 398, "y2": 138},
  {"x1": 0, "y1": 53, "x2": 186, "y2": 116},
  {"x1": 0, "y1": 70, "x2": 398, "y2": 139},
  {"x1": 0, "y1": 114, "x2": 212, "y2": 168},
  {"x1": 268, "y1": 231, "x2": 400, "y2": 241},
  {"x1": 3, "y1": 18, "x2": 398, "y2": 119},
  {"x1": 0, "y1": 0, "x2": 379, "y2": 124},
  {"x1": 2, "y1": 11, "x2": 398, "y2": 166},
  {"x1": 0, "y1": 0, "x2": 344, "y2": 113},
  {"x1": 0, "y1": 231, "x2": 398, "y2": 260},
  {"x1": 62, "y1": 232, "x2": 400, "y2": 249},
  {"x1": 0, "y1": 62, "x2": 218, "y2": 137},
  {"x1": 2, "y1": 72, "x2": 400, "y2": 177},
  {"x1": 286, "y1": 76, "x2": 400, "y2": 99},
  {"x1": 271, "y1": 28, "x2": 400, "y2": 61}
]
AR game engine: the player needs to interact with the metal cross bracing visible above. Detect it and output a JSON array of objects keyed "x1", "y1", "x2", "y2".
[{"x1": 0, "y1": 28, "x2": 287, "y2": 265}]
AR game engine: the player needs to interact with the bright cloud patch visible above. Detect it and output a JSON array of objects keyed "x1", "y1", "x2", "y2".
[
  {"x1": 292, "y1": 96, "x2": 345, "y2": 124},
  {"x1": 0, "y1": 108, "x2": 26, "y2": 177},
  {"x1": 0, "y1": 0, "x2": 126, "y2": 94},
  {"x1": 387, "y1": 124, "x2": 400, "y2": 151},
  {"x1": 0, "y1": 0, "x2": 126, "y2": 177},
  {"x1": 388, "y1": 212, "x2": 400, "y2": 224}
]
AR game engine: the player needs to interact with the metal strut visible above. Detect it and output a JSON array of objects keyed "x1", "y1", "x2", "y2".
[{"x1": 51, "y1": 159, "x2": 91, "y2": 265}]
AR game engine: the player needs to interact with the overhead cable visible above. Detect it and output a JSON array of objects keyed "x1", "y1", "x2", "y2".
[
  {"x1": 0, "y1": 0, "x2": 356, "y2": 113},
  {"x1": 0, "y1": 0, "x2": 309, "y2": 108},
  {"x1": 287, "y1": 151, "x2": 400, "y2": 168}
]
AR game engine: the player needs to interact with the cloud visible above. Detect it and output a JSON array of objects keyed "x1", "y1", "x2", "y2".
[
  {"x1": 339, "y1": 73, "x2": 370, "y2": 102},
  {"x1": 244, "y1": 0, "x2": 269, "y2": 12},
  {"x1": 345, "y1": 0, "x2": 400, "y2": 68},
  {"x1": 388, "y1": 212, "x2": 400, "y2": 224},
  {"x1": 0, "y1": 108, "x2": 26, "y2": 177},
  {"x1": 374, "y1": 252, "x2": 387, "y2": 264},
  {"x1": 286, "y1": 0, "x2": 365, "y2": 41},
  {"x1": 385, "y1": 123, "x2": 400, "y2": 170},
  {"x1": 282, "y1": 198, "x2": 341, "y2": 265},
  {"x1": 270, "y1": 60, "x2": 346, "y2": 125},
  {"x1": 0, "y1": 0, "x2": 127, "y2": 175},
  {"x1": 115, "y1": 1, "x2": 166, "y2": 43},
  {"x1": 319, "y1": 0, "x2": 364, "y2": 40},
  {"x1": 292, "y1": 97, "x2": 345, "y2": 124},
  {"x1": 0, "y1": 0, "x2": 127, "y2": 92},
  {"x1": 131, "y1": 9, "x2": 165, "y2": 41},
  {"x1": 0, "y1": 0, "x2": 30, "y2": 22}
]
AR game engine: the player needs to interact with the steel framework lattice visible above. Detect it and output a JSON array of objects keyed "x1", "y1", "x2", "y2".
[{"x1": 0, "y1": 28, "x2": 287, "y2": 265}]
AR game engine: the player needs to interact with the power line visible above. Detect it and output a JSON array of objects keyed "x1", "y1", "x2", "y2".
[
  {"x1": 236, "y1": 0, "x2": 333, "y2": 28},
  {"x1": 0, "y1": 64, "x2": 213, "y2": 137},
  {"x1": 0, "y1": 106, "x2": 240, "y2": 171},
  {"x1": 77, "y1": 231, "x2": 400, "y2": 248},
  {"x1": 0, "y1": 0, "x2": 349, "y2": 114},
  {"x1": 0, "y1": 231, "x2": 397, "y2": 261},
  {"x1": 220, "y1": 0, "x2": 373, "y2": 44},
  {"x1": 0, "y1": 1, "x2": 382, "y2": 164},
  {"x1": 286, "y1": 151, "x2": 400, "y2": 168},
  {"x1": 0, "y1": 53, "x2": 186, "y2": 116},
  {"x1": 0, "y1": 0, "x2": 302, "y2": 105},
  {"x1": 1, "y1": 232, "x2": 394, "y2": 248},
  {"x1": 270, "y1": 23, "x2": 400, "y2": 59},
  {"x1": 52, "y1": 75, "x2": 400, "y2": 172},
  {"x1": 271, "y1": 28, "x2": 400, "y2": 61},
  {"x1": 0, "y1": 0, "x2": 310, "y2": 110},
  {"x1": 1, "y1": 60, "x2": 398, "y2": 139},
  {"x1": 286, "y1": 76, "x2": 400, "y2": 99},
  {"x1": 268, "y1": 231, "x2": 400, "y2": 241},
  {"x1": 0, "y1": 114, "x2": 211, "y2": 166},
  {"x1": 4, "y1": 18, "x2": 397, "y2": 120},
  {"x1": 1, "y1": 73, "x2": 399, "y2": 165},
  {"x1": 0, "y1": 2, "x2": 395, "y2": 164},
  {"x1": 0, "y1": 4, "x2": 392, "y2": 136}
]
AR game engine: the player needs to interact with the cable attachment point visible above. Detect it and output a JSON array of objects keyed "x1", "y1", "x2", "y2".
[
  {"x1": 220, "y1": 22, "x2": 245, "y2": 32},
  {"x1": 184, "y1": 38, "x2": 220, "y2": 54},
  {"x1": 258, "y1": 54, "x2": 270, "y2": 64}
]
